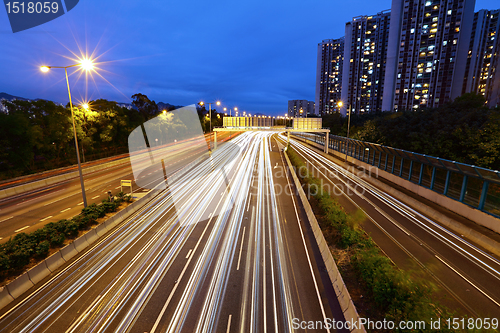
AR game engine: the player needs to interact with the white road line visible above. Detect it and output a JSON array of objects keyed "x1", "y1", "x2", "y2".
[
  {"x1": 435, "y1": 255, "x2": 500, "y2": 307},
  {"x1": 77, "y1": 202, "x2": 84, "y2": 205},
  {"x1": 60, "y1": 208, "x2": 71, "y2": 213},
  {"x1": 15, "y1": 226, "x2": 29, "y2": 233},
  {"x1": 43, "y1": 196, "x2": 67, "y2": 206},
  {"x1": 115, "y1": 186, "x2": 121, "y2": 189},
  {"x1": 185, "y1": 249, "x2": 192, "y2": 259},
  {"x1": 226, "y1": 314, "x2": 232, "y2": 333},
  {"x1": 237, "y1": 227, "x2": 246, "y2": 270},
  {"x1": 92, "y1": 195, "x2": 100, "y2": 199},
  {"x1": 40, "y1": 215, "x2": 53, "y2": 222},
  {"x1": 281, "y1": 153, "x2": 331, "y2": 333},
  {"x1": 0, "y1": 216, "x2": 14, "y2": 223}
]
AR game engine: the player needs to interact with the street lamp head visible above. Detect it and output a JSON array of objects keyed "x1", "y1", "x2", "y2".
[
  {"x1": 199, "y1": 101, "x2": 204, "y2": 106},
  {"x1": 82, "y1": 103, "x2": 89, "y2": 110},
  {"x1": 80, "y1": 58, "x2": 94, "y2": 71},
  {"x1": 337, "y1": 101, "x2": 343, "y2": 108},
  {"x1": 216, "y1": 101, "x2": 221, "y2": 106},
  {"x1": 234, "y1": 107, "x2": 238, "y2": 111},
  {"x1": 40, "y1": 66, "x2": 50, "y2": 72},
  {"x1": 163, "y1": 110, "x2": 167, "y2": 115},
  {"x1": 223, "y1": 107, "x2": 227, "y2": 111}
]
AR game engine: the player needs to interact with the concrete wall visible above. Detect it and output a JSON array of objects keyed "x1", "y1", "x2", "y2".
[
  {"x1": 0, "y1": 157, "x2": 130, "y2": 200},
  {"x1": 0, "y1": 189, "x2": 160, "y2": 311},
  {"x1": 291, "y1": 135, "x2": 500, "y2": 257}
]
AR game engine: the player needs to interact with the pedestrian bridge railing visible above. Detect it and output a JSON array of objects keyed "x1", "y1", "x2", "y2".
[{"x1": 294, "y1": 133, "x2": 500, "y2": 219}]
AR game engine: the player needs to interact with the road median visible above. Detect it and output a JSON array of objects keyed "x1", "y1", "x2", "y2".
[{"x1": 0, "y1": 189, "x2": 160, "y2": 312}]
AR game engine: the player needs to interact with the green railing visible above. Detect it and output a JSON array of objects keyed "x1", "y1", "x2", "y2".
[{"x1": 295, "y1": 133, "x2": 500, "y2": 219}]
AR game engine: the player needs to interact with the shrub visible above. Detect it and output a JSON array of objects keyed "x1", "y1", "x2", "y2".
[{"x1": 0, "y1": 189, "x2": 131, "y2": 276}]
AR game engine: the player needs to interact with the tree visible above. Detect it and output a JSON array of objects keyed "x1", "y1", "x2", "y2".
[{"x1": 131, "y1": 93, "x2": 158, "y2": 121}]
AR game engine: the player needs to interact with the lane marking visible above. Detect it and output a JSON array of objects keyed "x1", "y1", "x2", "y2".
[
  {"x1": 186, "y1": 249, "x2": 192, "y2": 259},
  {"x1": 0, "y1": 216, "x2": 14, "y2": 223},
  {"x1": 237, "y1": 227, "x2": 246, "y2": 270},
  {"x1": 226, "y1": 314, "x2": 232, "y2": 333},
  {"x1": 60, "y1": 208, "x2": 71, "y2": 213},
  {"x1": 43, "y1": 196, "x2": 67, "y2": 206},
  {"x1": 435, "y1": 255, "x2": 500, "y2": 308},
  {"x1": 40, "y1": 215, "x2": 53, "y2": 222},
  {"x1": 77, "y1": 202, "x2": 84, "y2": 206},
  {"x1": 92, "y1": 195, "x2": 100, "y2": 199},
  {"x1": 15, "y1": 226, "x2": 29, "y2": 233},
  {"x1": 281, "y1": 152, "x2": 331, "y2": 333}
]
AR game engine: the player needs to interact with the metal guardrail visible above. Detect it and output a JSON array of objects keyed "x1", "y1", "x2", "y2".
[{"x1": 295, "y1": 133, "x2": 500, "y2": 219}]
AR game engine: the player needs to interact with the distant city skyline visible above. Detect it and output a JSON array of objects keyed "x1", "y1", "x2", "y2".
[{"x1": 0, "y1": 0, "x2": 497, "y2": 116}]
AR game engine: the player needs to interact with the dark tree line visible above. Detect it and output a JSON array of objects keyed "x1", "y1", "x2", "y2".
[
  {"x1": 323, "y1": 93, "x2": 500, "y2": 170},
  {"x1": 0, "y1": 94, "x2": 228, "y2": 180}
]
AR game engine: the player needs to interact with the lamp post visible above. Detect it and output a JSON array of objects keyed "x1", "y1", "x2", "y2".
[
  {"x1": 40, "y1": 59, "x2": 94, "y2": 208},
  {"x1": 199, "y1": 100, "x2": 220, "y2": 150},
  {"x1": 338, "y1": 100, "x2": 350, "y2": 162}
]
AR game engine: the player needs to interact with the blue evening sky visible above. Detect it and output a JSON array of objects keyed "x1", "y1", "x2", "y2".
[{"x1": 0, "y1": 0, "x2": 497, "y2": 116}]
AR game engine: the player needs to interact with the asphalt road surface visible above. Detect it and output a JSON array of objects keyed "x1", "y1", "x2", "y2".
[
  {"x1": 0, "y1": 132, "x2": 344, "y2": 333},
  {"x1": 281, "y1": 134, "x2": 500, "y2": 319}
]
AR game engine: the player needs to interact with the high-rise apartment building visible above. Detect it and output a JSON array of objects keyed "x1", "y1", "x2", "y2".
[
  {"x1": 463, "y1": 9, "x2": 500, "y2": 106},
  {"x1": 288, "y1": 100, "x2": 315, "y2": 117},
  {"x1": 341, "y1": 10, "x2": 391, "y2": 115},
  {"x1": 315, "y1": 38, "x2": 344, "y2": 115},
  {"x1": 382, "y1": 0, "x2": 475, "y2": 111}
]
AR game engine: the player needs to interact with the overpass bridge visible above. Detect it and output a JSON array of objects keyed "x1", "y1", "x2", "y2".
[{"x1": 213, "y1": 126, "x2": 330, "y2": 152}]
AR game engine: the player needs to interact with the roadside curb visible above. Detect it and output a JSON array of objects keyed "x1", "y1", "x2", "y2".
[
  {"x1": 0, "y1": 189, "x2": 160, "y2": 312},
  {"x1": 284, "y1": 151, "x2": 365, "y2": 333},
  {"x1": 0, "y1": 157, "x2": 130, "y2": 201},
  {"x1": 293, "y1": 135, "x2": 500, "y2": 259}
]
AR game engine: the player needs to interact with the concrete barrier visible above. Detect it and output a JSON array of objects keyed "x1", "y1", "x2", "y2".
[
  {"x1": 0, "y1": 189, "x2": 162, "y2": 312},
  {"x1": 27, "y1": 260, "x2": 51, "y2": 285},
  {"x1": 6, "y1": 273, "x2": 34, "y2": 299},
  {"x1": 95, "y1": 223, "x2": 108, "y2": 237},
  {"x1": 292, "y1": 135, "x2": 500, "y2": 258},
  {"x1": 0, "y1": 287, "x2": 14, "y2": 310},
  {"x1": 0, "y1": 156, "x2": 130, "y2": 200},
  {"x1": 60, "y1": 243, "x2": 78, "y2": 262},
  {"x1": 45, "y1": 251, "x2": 66, "y2": 273},
  {"x1": 284, "y1": 152, "x2": 365, "y2": 332},
  {"x1": 85, "y1": 229, "x2": 99, "y2": 245},
  {"x1": 73, "y1": 235, "x2": 90, "y2": 253}
]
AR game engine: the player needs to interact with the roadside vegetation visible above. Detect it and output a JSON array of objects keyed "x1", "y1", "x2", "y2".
[
  {"x1": 322, "y1": 93, "x2": 500, "y2": 170},
  {"x1": 0, "y1": 94, "x2": 223, "y2": 180},
  {"x1": 287, "y1": 146, "x2": 457, "y2": 331},
  {"x1": 0, "y1": 192, "x2": 132, "y2": 284}
]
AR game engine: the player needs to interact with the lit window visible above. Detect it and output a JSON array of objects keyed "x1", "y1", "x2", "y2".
[{"x1": 447, "y1": 9, "x2": 452, "y2": 15}]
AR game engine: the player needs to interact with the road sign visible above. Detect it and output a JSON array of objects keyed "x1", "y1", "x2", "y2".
[{"x1": 121, "y1": 180, "x2": 132, "y2": 194}]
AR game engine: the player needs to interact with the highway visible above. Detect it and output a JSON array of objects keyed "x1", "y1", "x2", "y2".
[
  {"x1": 0, "y1": 132, "x2": 343, "y2": 333},
  {"x1": 281, "y1": 134, "x2": 500, "y2": 318},
  {"x1": 0, "y1": 132, "x2": 235, "y2": 243}
]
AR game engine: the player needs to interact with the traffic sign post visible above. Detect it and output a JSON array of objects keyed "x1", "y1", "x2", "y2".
[{"x1": 121, "y1": 180, "x2": 132, "y2": 195}]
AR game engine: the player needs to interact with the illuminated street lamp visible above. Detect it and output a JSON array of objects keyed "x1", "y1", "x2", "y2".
[
  {"x1": 199, "y1": 100, "x2": 220, "y2": 149},
  {"x1": 338, "y1": 100, "x2": 351, "y2": 162},
  {"x1": 40, "y1": 58, "x2": 95, "y2": 208}
]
